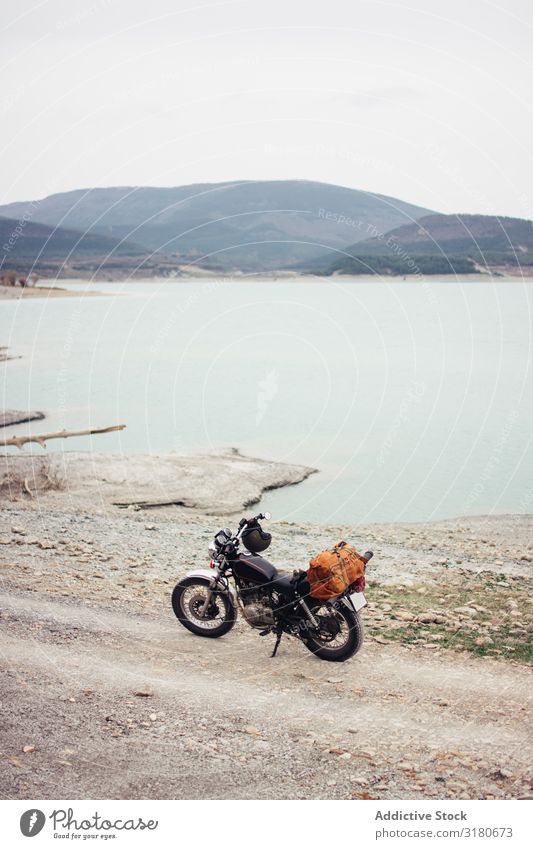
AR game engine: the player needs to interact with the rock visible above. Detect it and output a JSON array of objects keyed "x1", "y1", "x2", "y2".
[
  {"x1": 453, "y1": 606, "x2": 478, "y2": 616},
  {"x1": 417, "y1": 613, "x2": 447, "y2": 624},
  {"x1": 328, "y1": 747, "x2": 346, "y2": 755},
  {"x1": 244, "y1": 726, "x2": 261, "y2": 736},
  {"x1": 149, "y1": 713, "x2": 158, "y2": 722},
  {"x1": 393, "y1": 611, "x2": 415, "y2": 622},
  {"x1": 133, "y1": 689, "x2": 153, "y2": 697},
  {"x1": 11, "y1": 526, "x2": 25, "y2": 535},
  {"x1": 489, "y1": 768, "x2": 512, "y2": 781},
  {"x1": 145, "y1": 524, "x2": 157, "y2": 531},
  {"x1": 475, "y1": 636, "x2": 494, "y2": 646},
  {"x1": 22, "y1": 745, "x2": 35, "y2": 753}
]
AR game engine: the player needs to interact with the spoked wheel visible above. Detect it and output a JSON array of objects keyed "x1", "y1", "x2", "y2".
[
  {"x1": 302, "y1": 600, "x2": 364, "y2": 661},
  {"x1": 171, "y1": 577, "x2": 236, "y2": 638}
]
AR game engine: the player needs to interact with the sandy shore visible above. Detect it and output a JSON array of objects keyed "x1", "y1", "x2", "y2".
[
  {"x1": 1, "y1": 450, "x2": 531, "y2": 800},
  {"x1": 0, "y1": 284, "x2": 106, "y2": 300}
]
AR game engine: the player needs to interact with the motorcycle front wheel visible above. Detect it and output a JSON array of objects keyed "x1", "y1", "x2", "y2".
[
  {"x1": 171, "y1": 577, "x2": 236, "y2": 638},
  {"x1": 302, "y1": 600, "x2": 364, "y2": 662}
]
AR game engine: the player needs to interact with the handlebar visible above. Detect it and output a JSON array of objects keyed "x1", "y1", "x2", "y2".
[{"x1": 239, "y1": 512, "x2": 270, "y2": 529}]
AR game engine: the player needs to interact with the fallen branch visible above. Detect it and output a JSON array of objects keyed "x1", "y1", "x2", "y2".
[
  {"x1": 23, "y1": 477, "x2": 34, "y2": 497},
  {"x1": 113, "y1": 497, "x2": 195, "y2": 510},
  {"x1": 0, "y1": 424, "x2": 126, "y2": 450}
]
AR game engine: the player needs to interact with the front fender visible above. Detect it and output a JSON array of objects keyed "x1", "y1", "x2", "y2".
[{"x1": 183, "y1": 569, "x2": 235, "y2": 603}]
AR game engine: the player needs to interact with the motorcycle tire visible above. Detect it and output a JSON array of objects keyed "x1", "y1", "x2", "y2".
[
  {"x1": 302, "y1": 600, "x2": 364, "y2": 662},
  {"x1": 171, "y1": 576, "x2": 236, "y2": 638}
]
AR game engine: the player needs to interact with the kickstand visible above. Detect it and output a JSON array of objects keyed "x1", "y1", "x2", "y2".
[{"x1": 270, "y1": 630, "x2": 282, "y2": 658}]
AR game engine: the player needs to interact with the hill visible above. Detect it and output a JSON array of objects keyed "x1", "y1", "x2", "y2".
[
  {"x1": 0, "y1": 215, "x2": 151, "y2": 274},
  {"x1": 314, "y1": 214, "x2": 533, "y2": 276},
  {"x1": 0, "y1": 181, "x2": 433, "y2": 273}
]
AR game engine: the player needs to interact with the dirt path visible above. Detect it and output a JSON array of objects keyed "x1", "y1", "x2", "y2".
[{"x1": 1, "y1": 588, "x2": 531, "y2": 800}]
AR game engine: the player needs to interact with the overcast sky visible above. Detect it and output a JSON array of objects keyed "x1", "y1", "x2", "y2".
[{"x1": 1, "y1": 0, "x2": 532, "y2": 217}]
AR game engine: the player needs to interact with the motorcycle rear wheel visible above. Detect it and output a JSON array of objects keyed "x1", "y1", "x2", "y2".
[
  {"x1": 172, "y1": 577, "x2": 236, "y2": 638},
  {"x1": 302, "y1": 601, "x2": 364, "y2": 662}
]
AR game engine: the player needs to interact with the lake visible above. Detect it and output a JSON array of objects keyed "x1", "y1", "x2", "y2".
[{"x1": 1, "y1": 277, "x2": 532, "y2": 524}]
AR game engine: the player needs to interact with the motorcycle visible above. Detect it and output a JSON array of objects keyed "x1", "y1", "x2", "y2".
[{"x1": 171, "y1": 512, "x2": 373, "y2": 662}]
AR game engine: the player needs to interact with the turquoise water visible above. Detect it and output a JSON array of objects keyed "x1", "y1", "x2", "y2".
[{"x1": 1, "y1": 278, "x2": 532, "y2": 523}]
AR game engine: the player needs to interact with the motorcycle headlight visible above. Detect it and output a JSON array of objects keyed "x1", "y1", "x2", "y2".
[{"x1": 215, "y1": 529, "x2": 230, "y2": 547}]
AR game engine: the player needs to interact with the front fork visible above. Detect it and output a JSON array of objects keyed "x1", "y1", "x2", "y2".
[{"x1": 198, "y1": 569, "x2": 225, "y2": 617}]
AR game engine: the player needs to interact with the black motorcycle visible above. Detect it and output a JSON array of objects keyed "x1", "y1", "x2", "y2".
[{"x1": 171, "y1": 512, "x2": 373, "y2": 662}]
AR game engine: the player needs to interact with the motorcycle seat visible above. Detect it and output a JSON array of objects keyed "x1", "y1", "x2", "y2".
[
  {"x1": 271, "y1": 571, "x2": 311, "y2": 597},
  {"x1": 271, "y1": 571, "x2": 293, "y2": 592}
]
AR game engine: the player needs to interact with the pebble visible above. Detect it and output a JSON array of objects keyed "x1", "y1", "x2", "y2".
[{"x1": 394, "y1": 611, "x2": 415, "y2": 622}]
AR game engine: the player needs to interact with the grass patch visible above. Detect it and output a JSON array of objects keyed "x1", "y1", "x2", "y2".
[{"x1": 365, "y1": 570, "x2": 532, "y2": 665}]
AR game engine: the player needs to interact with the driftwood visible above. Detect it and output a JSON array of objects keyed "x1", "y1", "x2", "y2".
[
  {"x1": 0, "y1": 410, "x2": 45, "y2": 428},
  {"x1": 113, "y1": 497, "x2": 196, "y2": 510},
  {"x1": 0, "y1": 424, "x2": 126, "y2": 449}
]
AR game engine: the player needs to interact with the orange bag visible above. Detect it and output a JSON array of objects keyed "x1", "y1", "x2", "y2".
[{"x1": 307, "y1": 541, "x2": 366, "y2": 600}]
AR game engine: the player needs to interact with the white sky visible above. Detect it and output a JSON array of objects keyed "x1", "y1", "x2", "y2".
[{"x1": 1, "y1": 0, "x2": 532, "y2": 217}]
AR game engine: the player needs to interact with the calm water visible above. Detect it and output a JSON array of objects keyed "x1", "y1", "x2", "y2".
[{"x1": 1, "y1": 278, "x2": 532, "y2": 523}]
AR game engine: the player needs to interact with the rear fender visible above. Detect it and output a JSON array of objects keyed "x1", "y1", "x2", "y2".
[
  {"x1": 339, "y1": 593, "x2": 367, "y2": 614},
  {"x1": 184, "y1": 569, "x2": 235, "y2": 603}
]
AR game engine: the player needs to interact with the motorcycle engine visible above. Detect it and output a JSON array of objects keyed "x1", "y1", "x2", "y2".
[{"x1": 240, "y1": 588, "x2": 275, "y2": 629}]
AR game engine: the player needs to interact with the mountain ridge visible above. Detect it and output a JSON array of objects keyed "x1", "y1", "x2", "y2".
[
  {"x1": 0, "y1": 180, "x2": 434, "y2": 273},
  {"x1": 306, "y1": 213, "x2": 533, "y2": 276}
]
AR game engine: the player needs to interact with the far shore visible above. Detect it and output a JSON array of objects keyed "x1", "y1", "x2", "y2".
[
  {"x1": 44, "y1": 271, "x2": 533, "y2": 284},
  {"x1": 2, "y1": 271, "x2": 533, "y2": 299}
]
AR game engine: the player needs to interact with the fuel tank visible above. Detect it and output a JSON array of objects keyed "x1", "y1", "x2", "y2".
[{"x1": 231, "y1": 553, "x2": 277, "y2": 585}]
